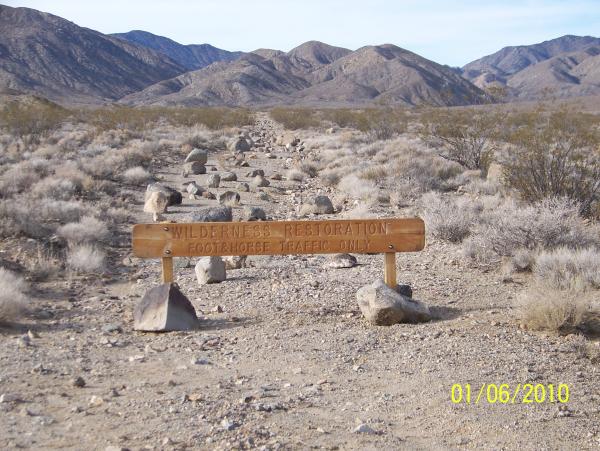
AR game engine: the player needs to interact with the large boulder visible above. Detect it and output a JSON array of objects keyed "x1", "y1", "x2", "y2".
[
  {"x1": 219, "y1": 191, "x2": 240, "y2": 206},
  {"x1": 192, "y1": 206, "x2": 232, "y2": 222},
  {"x1": 224, "y1": 255, "x2": 247, "y2": 270},
  {"x1": 146, "y1": 183, "x2": 182, "y2": 206},
  {"x1": 133, "y1": 284, "x2": 199, "y2": 332},
  {"x1": 195, "y1": 256, "x2": 226, "y2": 285},
  {"x1": 356, "y1": 280, "x2": 431, "y2": 326},
  {"x1": 300, "y1": 195, "x2": 334, "y2": 216},
  {"x1": 184, "y1": 148, "x2": 208, "y2": 165}
]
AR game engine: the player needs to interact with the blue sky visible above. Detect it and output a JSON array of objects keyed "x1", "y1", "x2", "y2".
[{"x1": 6, "y1": 0, "x2": 600, "y2": 66}]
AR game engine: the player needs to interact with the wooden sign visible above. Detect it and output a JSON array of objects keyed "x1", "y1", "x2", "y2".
[{"x1": 132, "y1": 218, "x2": 425, "y2": 288}]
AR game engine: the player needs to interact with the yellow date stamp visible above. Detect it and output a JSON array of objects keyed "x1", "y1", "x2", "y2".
[{"x1": 450, "y1": 383, "x2": 570, "y2": 404}]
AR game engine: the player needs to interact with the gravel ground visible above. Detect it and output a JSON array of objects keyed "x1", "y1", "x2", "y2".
[{"x1": 1, "y1": 114, "x2": 599, "y2": 451}]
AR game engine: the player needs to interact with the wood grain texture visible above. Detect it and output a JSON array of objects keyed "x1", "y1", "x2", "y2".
[
  {"x1": 384, "y1": 252, "x2": 397, "y2": 289},
  {"x1": 161, "y1": 257, "x2": 174, "y2": 283},
  {"x1": 132, "y1": 218, "x2": 425, "y2": 258}
]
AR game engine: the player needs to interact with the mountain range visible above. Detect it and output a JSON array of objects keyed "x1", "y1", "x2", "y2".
[{"x1": 0, "y1": 4, "x2": 598, "y2": 107}]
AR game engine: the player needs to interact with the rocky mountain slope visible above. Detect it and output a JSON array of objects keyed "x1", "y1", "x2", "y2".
[
  {"x1": 111, "y1": 30, "x2": 243, "y2": 70},
  {"x1": 123, "y1": 42, "x2": 489, "y2": 107},
  {"x1": 0, "y1": 5, "x2": 186, "y2": 104},
  {"x1": 462, "y1": 35, "x2": 600, "y2": 99}
]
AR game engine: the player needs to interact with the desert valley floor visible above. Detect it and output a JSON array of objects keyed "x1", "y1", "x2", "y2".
[{"x1": 0, "y1": 114, "x2": 599, "y2": 451}]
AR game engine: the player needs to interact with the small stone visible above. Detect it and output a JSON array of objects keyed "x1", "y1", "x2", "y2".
[
  {"x1": 300, "y1": 195, "x2": 334, "y2": 216},
  {"x1": 202, "y1": 191, "x2": 216, "y2": 200},
  {"x1": 247, "y1": 169, "x2": 265, "y2": 178},
  {"x1": 89, "y1": 395, "x2": 104, "y2": 407},
  {"x1": 207, "y1": 173, "x2": 220, "y2": 188},
  {"x1": 195, "y1": 256, "x2": 226, "y2": 285},
  {"x1": 238, "y1": 182, "x2": 250, "y2": 192},
  {"x1": 18, "y1": 335, "x2": 31, "y2": 347},
  {"x1": 185, "y1": 148, "x2": 208, "y2": 164},
  {"x1": 212, "y1": 305, "x2": 224, "y2": 313},
  {"x1": 354, "y1": 423, "x2": 377, "y2": 434},
  {"x1": 220, "y1": 171, "x2": 237, "y2": 182},
  {"x1": 219, "y1": 191, "x2": 240, "y2": 206},
  {"x1": 183, "y1": 161, "x2": 206, "y2": 175},
  {"x1": 192, "y1": 206, "x2": 232, "y2": 222},
  {"x1": 270, "y1": 173, "x2": 282, "y2": 180},
  {"x1": 224, "y1": 255, "x2": 247, "y2": 270},
  {"x1": 27, "y1": 330, "x2": 40, "y2": 339},
  {"x1": 191, "y1": 357, "x2": 210, "y2": 365},
  {"x1": 221, "y1": 417, "x2": 237, "y2": 431},
  {"x1": 252, "y1": 175, "x2": 270, "y2": 187},
  {"x1": 242, "y1": 206, "x2": 266, "y2": 221},
  {"x1": 101, "y1": 323, "x2": 122, "y2": 334},
  {"x1": 326, "y1": 254, "x2": 357, "y2": 269},
  {"x1": 71, "y1": 376, "x2": 86, "y2": 388},
  {"x1": 186, "y1": 181, "x2": 204, "y2": 196},
  {"x1": 162, "y1": 437, "x2": 174, "y2": 446},
  {"x1": 0, "y1": 393, "x2": 22, "y2": 403}
]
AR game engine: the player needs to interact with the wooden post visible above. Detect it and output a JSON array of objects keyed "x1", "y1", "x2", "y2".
[
  {"x1": 161, "y1": 257, "x2": 174, "y2": 283},
  {"x1": 384, "y1": 252, "x2": 397, "y2": 289}
]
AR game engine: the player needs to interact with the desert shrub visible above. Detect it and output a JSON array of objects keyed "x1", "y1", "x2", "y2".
[
  {"x1": 270, "y1": 108, "x2": 319, "y2": 130},
  {"x1": 421, "y1": 109, "x2": 499, "y2": 171},
  {"x1": 286, "y1": 169, "x2": 305, "y2": 182},
  {"x1": 320, "y1": 168, "x2": 342, "y2": 187},
  {"x1": 27, "y1": 247, "x2": 61, "y2": 281},
  {"x1": 0, "y1": 268, "x2": 28, "y2": 322},
  {"x1": 57, "y1": 216, "x2": 109, "y2": 245},
  {"x1": 360, "y1": 165, "x2": 388, "y2": 184},
  {"x1": 122, "y1": 166, "x2": 151, "y2": 184},
  {"x1": 0, "y1": 164, "x2": 39, "y2": 196},
  {"x1": 67, "y1": 244, "x2": 106, "y2": 273},
  {"x1": 502, "y1": 109, "x2": 600, "y2": 217},
  {"x1": 421, "y1": 192, "x2": 481, "y2": 242},
  {"x1": 338, "y1": 174, "x2": 378, "y2": 202},
  {"x1": 393, "y1": 149, "x2": 463, "y2": 193},
  {"x1": 320, "y1": 108, "x2": 407, "y2": 139},
  {"x1": 464, "y1": 197, "x2": 598, "y2": 263},
  {"x1": 31, "y1": 177, "x2": 79, "y2": 200},
  {"x1": 299, "y1": 161, "x2": 319, "y2": 178},
  {"x1": 518, "y1": 282, "x2": 598, "y2": 334},
  {"x1": 0, "y1": 99, "x2": 70, "y2": 137},
  {"x1": 535, "y1": 248, "x2": 600, "y2": 291}
]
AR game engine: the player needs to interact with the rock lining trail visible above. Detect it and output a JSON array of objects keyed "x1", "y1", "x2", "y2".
[{"x1": 1, "y1": 113, "x2": 599, "y2": 450}]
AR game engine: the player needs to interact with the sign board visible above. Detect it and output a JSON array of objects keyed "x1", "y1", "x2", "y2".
[{"x1": 132, "y1": 218, "x2": 425, "y2": 258}]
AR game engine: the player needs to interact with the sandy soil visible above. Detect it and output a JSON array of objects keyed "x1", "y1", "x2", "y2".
[{"x1": 1, "y1": 114, "x2": 599, "y2": 451}]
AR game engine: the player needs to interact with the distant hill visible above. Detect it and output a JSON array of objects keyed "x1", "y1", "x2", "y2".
[
  {"x1": 123, "y1": 41, "x2": 489, "y2": 107},
  {"x1": 462, "y1": 35, "x2": 600, "y2": 100},
  {"x1": 0, "y1": 5, "x2": 186, "y2": 104},
  {"x1": 111, "y1": 30, "x2": 243, "y2": 70}
]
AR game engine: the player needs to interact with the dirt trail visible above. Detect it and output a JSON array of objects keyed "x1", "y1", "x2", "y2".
[{"x1": 1, "y1": 114, "x2": 599, "y2": 450}]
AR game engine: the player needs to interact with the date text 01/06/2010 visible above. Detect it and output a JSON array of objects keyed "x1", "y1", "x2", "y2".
[{"x1": 450, "y1": 383, "x2": 569, "y2": 404}]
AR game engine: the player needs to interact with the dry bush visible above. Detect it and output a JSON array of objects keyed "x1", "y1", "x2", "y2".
[
  {"x1": 299, "y1": 161, "x2": 319, "y2": 178},
  {"x1": 320, "y1": 168, "x2": 342, "y2": 187},
  {"x1": 270, "y1": 108, "x2": 319, "y2": 130},
  {"x1": 338, "y1": 174, "x2": 378, "y2": 202},
  {"x1": 518, "y1": 282, "x2": 598, "y2": 334},
  {"x1": 464, "y1": 197, "x2": 598, "y2": 262},
  {"x1": 31, "y1": 177, "x2": 79, "y2": 200},
  {"x1": 421, "y1": 109, "x2": 499, "y2": 171},
  {"x1": 421, "y1": 192, "x2": 481, "y2": 243},
  {"x1": 502, "y1": 109, "x2": 600, "y2": 217},
  {"x1": 535, "y1": 248, "x2": 600, "y2": 291},
  {"x1": 122, "y1": 166, "x2": 151, "y2": 184},
  {"x1": 67, "y1": 244, "x2": 106, "y2": 273},
  {"x1": 286, "y1": 169, "x2": 305, "y2": 182},
  {"x1": 0, "y1": 98, "x2": 70, "y2": 137},
  {"x1": 0, "y1": 268, "x2": 28, "y2": 322},
  {"x1": 57, "y1": 216, "x2": 109, "y2": 245},
  {"x1": 319, "y1": 108, "x2": 407, "y2": 139}
]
